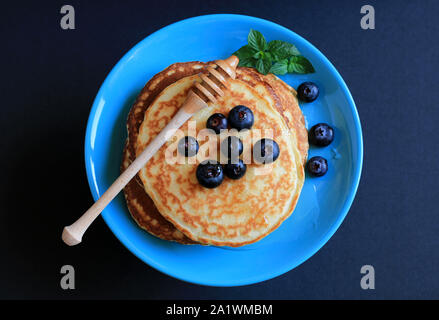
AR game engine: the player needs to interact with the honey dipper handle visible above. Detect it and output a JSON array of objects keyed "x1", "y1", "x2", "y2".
[
  {"x1": 62, "y1": 92, "x2": 206, "y2": 246},
  {"x1": 62, "y1": 55, "x2": 239, "y2": 246}
]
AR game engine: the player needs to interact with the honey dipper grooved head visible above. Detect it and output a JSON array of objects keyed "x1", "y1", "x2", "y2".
[
  {"x1": 224, "y1": 55, "x2": 239, "y2": 70},
  {"x1": 215, "y1": 55, "x2": 239, "y2": 80}
]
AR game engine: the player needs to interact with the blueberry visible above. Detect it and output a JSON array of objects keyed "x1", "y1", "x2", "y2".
[
  {"x1": 220, "y1": 136, "x2": 243, "y2": 161},
  {"x1": 224, "y1": 159, "x2": 247, "y2": 180},
  {"x1": 309, "y1": 123, "x2": 334, "y2": 147},
  {"x1": 307, "y1": 156, "x2": 328, "y2": 177},
  {"x1": 253, "y1": 138, "x2": 280, "y2": 164},
  {"x1": 196, "y1": 160, "x2": 224, "y2": 188},
  {"x1": 177, "y1": 136, "x2": 199, "y2": 157},
  {"x1": 228, "y1": 105, "x2": 254, "y2": 130},
  {"x1": 206, "y1": 113, "x2": 228, "y2": 134},
  {"x1": 297, "y1": 82, "x2": 319, "y2": 102}
]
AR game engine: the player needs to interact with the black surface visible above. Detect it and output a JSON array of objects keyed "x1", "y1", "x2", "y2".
[{"x1": 1, "y1": 0, "x2": 438, "y2": 299}]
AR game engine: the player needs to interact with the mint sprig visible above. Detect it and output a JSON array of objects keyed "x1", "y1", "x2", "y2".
[{"x1": 233, "y1": 29, "x2": 315, "y2": 75}]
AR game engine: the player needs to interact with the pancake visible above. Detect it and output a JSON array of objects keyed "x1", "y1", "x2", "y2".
[
  {"x1": 122, "y1": 62, "x2": 206, "y2": 243},
  {"x1": 121, "y1": 140, "x2": 196, "y2": 244},
  {"x1": 136, "y1": 75, "x2": 305, "y2": 246},
  {"x1": 122, "y1": 61, "x2": 308, "y2": 245}
]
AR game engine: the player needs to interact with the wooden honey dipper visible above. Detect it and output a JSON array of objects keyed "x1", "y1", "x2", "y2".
[{"x1": 62, "y1": 55, "x2": 239, "y2": 246}]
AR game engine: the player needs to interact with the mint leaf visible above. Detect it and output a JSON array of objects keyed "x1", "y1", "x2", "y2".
[
  {"x1": 239, "y1": 56, "x2": 257, "y2": 67},
  {"x1": 234, "y1": 45, "x2": 257, "y2": 59},
  {"x1": 253, "y1": 51, "x2": 263, "y2": 59},
  {"x1": 264, "y1": 51, "x2": 273, "y2": 60},
  {"x1": 255, "y1": 58, "x2": 271, "y2": 75},
  {"x1": 253, "y1": 51, "x2": 272, "y2": 60},
  {"x1": 288, "y1": 56, "x2": 315, "y2": 74},
  {"x1": 248, "y1": 29, "x2": 267, "y2": 52},
  {"x1": 269, "y1": 59, "x2": 288, "y2": 75},
  {"x1": 234, "y1": 45, "x2": 258, "y2": 67},
  {"x1": 268, "y1": 40, "x2": 300, "y2": 60},
  {"x1": 234, "y1": 44, "x2": 257, "y2": 61}
]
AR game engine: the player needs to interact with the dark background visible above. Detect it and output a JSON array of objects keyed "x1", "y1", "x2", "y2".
[{"x1": 1, "y1": 0, "x2": 438, "y2": 299}]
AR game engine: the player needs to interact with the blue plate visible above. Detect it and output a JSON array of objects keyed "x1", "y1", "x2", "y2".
[{"x1": 85, "y1": 14, "x2": 363, "y2": 286}]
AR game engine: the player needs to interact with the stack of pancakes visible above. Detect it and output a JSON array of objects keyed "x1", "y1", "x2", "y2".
[{"x1": 121, "y1": 61, "x2": 308, "y2": 247}]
